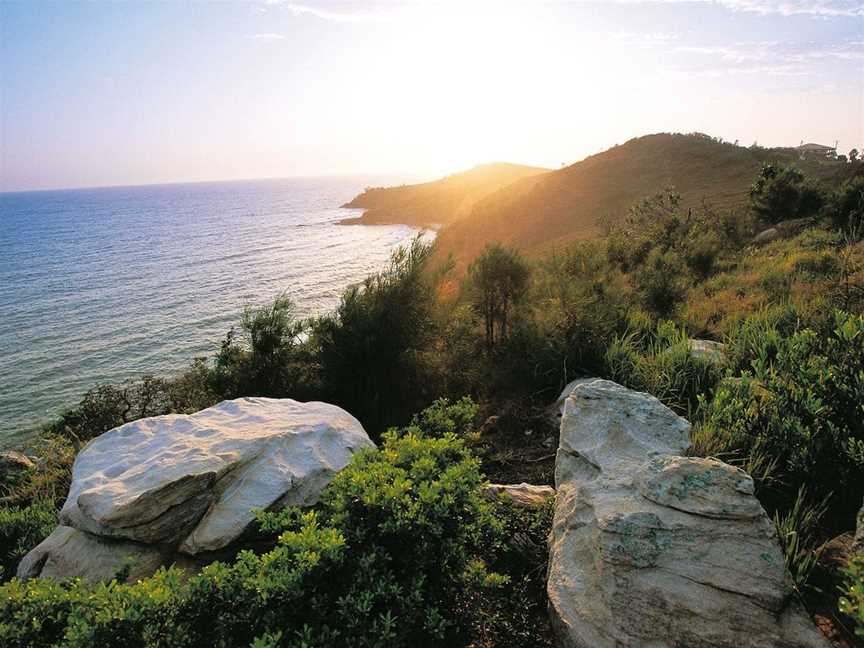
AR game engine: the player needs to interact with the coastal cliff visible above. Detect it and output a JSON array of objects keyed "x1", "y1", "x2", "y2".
[{"x1": 339, "y1": 161, "x2": 548, "y2": 227}]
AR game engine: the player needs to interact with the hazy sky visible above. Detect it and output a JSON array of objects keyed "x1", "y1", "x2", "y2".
[{"x1": 1, "y1": 0, "x2": 862, "y2": 192}]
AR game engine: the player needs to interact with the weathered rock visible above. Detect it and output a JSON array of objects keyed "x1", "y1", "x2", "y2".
[
  {"x1": 552, "y1": 378, "x2": 594, "y2": 420},
  {"x1": 750, "y1": 217, "x2": 816, "y2": 246},
  {"x1": 483, "y1": 483, "x2": 555, "y2": 508},
  {"x1": 21, "y1": 398, "x2": 372, "y2": 581},
  {"x1": 751, "y1": 226, "x2": 781, "y2": 245},
  {"x1": 548, "y1": 378, "x2": 829, "y2": 648},
  {"x1": 55, "y1": 398, "x2": 373, "y2": 555},
  {"x1": 0, "y1": 450, "x2": 35, "y2": 482},
  {"x1": 17, "y1": 526, "x2": 165, "y2": 583},
  {"x1": 688, "y1": 338, "x2": 727, "y2": 363}
]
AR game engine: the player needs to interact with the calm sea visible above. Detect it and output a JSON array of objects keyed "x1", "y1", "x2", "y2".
[{"x1": 0, "y1": 177, "x2": 421, "y2": 447}]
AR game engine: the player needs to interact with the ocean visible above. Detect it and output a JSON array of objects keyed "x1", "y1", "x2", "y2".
[{"x1": 0, "y1": 176, "x2": 422, "y2": 447}]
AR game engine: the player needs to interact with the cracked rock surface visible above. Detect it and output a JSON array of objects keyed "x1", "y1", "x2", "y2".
[
  {"x1": 547, "y1": 378, "x2": 829, "y2": 648},
  {"x1": 19, "y1": 397, "x2": 373, "y2": 581}
]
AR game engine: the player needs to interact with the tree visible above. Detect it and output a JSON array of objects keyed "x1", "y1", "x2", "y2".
[
  {"x1": 467, "y1": 244, "x2": 530, "y2": 348},
  {"x1": 315, "y1": 236, "x2": 437, "y2": 435},
  {"x1": 828, "y1": 176, "x2": 864, "y2": 239},
  {"x1": 849, "y1": 148, "x2": 859, "y2": 163},
  {"x1": 212, "y1": 293, "x2": 305, "y2": 398},
  {"x1": 749, "y1": 163, "x2": 825, "y2": 224}
]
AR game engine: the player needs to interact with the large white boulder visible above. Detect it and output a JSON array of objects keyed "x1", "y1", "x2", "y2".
[
  {"x1": 58, "y1": 398, "x2": 373, "y2": 555},
  {"x1": 18, "y1": 398, "x2": 373, "y2": 581},
  {"x1": 548, "y1": 378, "x2": 829, "y2": 648}
]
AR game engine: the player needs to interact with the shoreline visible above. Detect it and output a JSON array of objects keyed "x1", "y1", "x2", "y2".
[{"x1": 336, "y1": 210, "x2": 442, "y2": 231}]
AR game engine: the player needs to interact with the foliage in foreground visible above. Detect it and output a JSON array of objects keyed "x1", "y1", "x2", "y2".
[
  {"x1": 0, "y1": 399, "x2": 551, "y2": 648},
  {"x1": 839, "y1": 554, "x2": 864, "y2": 640}
]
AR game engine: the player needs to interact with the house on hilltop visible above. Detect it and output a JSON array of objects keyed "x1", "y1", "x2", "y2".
[{"x1": 793, "y1": 141, "x2": 837, "y2": 159}]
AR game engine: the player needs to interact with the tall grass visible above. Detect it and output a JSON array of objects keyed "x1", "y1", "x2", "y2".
[{"x1": 604, "y1": 321, "x2": 722, "y2": 416}]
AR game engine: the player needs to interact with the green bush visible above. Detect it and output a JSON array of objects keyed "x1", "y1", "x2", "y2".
[
  {"x1": 0, "y1": 504, "x2": 55, "y2": 582},
  {"x1": 722, "y1": 305, "x2": 803, "y2": 374},
  {"x1": 828, "y1": 175, "x2": 864, "y2": 236},
  {"x1": 771, "y1": 487, "x2": 827, "y2": 592},
  {"x1": 457, "y1": 499, "x2": 554, "y2": 648},
  {"x1": 0, "y1": 399, "x2": 511, "y2": 648},
  {"x1": 47, "y1": 364, "x2": 217, "y2": 445},
  {"x1": 2, "y1": 435, "x2": 76, "y2": 510},
  {"x1": 630, "y1": 248, "x2": 689, "y2": 319},
  {"x1": 839, "y1": 553, "x2": 864, "y2": 640},
  {"x1": 695, "y1": 310, "x2": 864, "y2": 531}
]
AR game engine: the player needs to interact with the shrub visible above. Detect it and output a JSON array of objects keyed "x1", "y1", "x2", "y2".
[
  {"x1": 467, "y1": 244, "x2": 530, "y2": 348},
  {"x1": 0, "y1": 504, "x2": 55, "y2": 582},
  {"x1": 457, "y1": 499, "x2": 554, "y2": 648},
  {"x1": 529, "y1": 242, "x2": 630, "y2": 387},
  {"x1": 695, "y1": 310, "x2": 864, "y2": 532},
  {"x1": 828, "y1": 175, "x2": 864, "y2": 236},
  {"x1": 3, "y1": 435, "x2": 76, "y2": 509},
  {"x1": 631, "y1": 249, "x2": 688, "y2": 318},
  {"x1": 606, "y1": 191, "x2": 748, "y2": 312},
  {"x1": 722, "y1": 305, "x2": 803, "y2": 374},
  {"x1": 47, "y1": 365, "x2": 217, "y2": 445},
  {"x1": 771, "y1": 487, "x2": 827, "y2": 592}
]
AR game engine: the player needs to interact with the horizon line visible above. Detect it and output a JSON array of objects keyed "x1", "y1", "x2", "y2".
[{"x1": 0, "y1": 171, "x2": 432, "y2": 197}]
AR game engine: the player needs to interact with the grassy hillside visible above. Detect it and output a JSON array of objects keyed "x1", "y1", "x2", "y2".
[
  {"x1": 340, "y1": 162, "x2": 549, "y2": 227},
  {"x1": 434, "y1": 133, "x2": 855, "y2": 263}
]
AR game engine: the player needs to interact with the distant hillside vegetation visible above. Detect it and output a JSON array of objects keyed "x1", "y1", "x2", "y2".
[
  {"x1": 425, "y1": 133, "x2": 854, "y2": 263},
  {"x1": 340, "y1": 162, "x2": 549, "y2": 227}
]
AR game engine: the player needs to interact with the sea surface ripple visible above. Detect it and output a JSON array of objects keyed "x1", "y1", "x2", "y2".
[{"x1": 0, "y1": 176, "x2": 421, "y2": 446}]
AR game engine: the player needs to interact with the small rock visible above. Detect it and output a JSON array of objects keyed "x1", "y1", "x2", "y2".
[
  {"x1": 0, "y1": 450, "x2": 35, "y2": 479},
  {"x1": 483, "y1": 483, "x2": 555, "y2": 508},
  {"x1": 688, "y1": 338, "x2": 727, "y2": 363},
  {"x1": 751, "y1": 227, "x2": 781, "y2": 245}
]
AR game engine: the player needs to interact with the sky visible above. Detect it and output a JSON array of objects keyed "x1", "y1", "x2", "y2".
[{"x1": 0, "y1": 0, "x2": 862, "y2": 192}]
